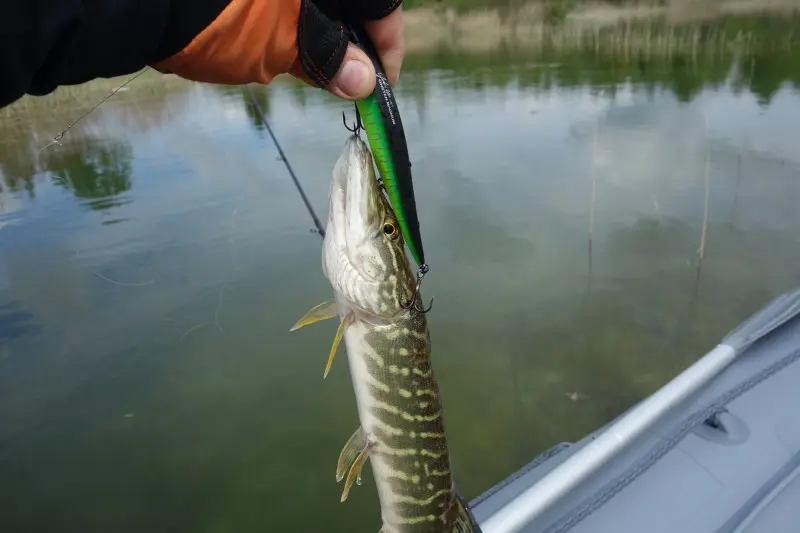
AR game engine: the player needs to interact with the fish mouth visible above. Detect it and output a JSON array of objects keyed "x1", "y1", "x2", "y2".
[
  {"x1": 323, "y1": 135, "x2": 385, "y2": 296},
  {"x1": 327, "y1": 135, "x2": 383, "y2": 267}
]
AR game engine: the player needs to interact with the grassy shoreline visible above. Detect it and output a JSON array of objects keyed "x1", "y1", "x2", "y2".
[
  {"x1": 404, "y1": 0, "x2": 800, "y2": 19},
  {"x1": 402, "y1": 0, "x2": 800, "y2": 53}
]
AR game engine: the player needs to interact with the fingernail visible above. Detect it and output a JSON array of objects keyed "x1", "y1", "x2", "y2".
[{"x1": 334, "y1": 60, "x2": 371, "y2": 98}]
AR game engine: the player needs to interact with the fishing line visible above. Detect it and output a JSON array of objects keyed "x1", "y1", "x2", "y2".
[
  {"x1": 38, "y1": 68, "x2": 150, "y2": 152},
  {"x1": 242, "y1": 84, "x2": 325, "y2": 238}
]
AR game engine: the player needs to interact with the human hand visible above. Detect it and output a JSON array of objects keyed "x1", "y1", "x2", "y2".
[
  {"x1": 151, "y1": 0, "x2": 405, "y2": 101},
  {"x1": 293, "y1": 0, "x2": 405, "y2": 99}
]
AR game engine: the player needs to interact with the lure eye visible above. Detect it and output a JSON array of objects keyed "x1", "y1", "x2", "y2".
[{"x1": 383, "y1": 220, "x2": 399, "y2": 240}]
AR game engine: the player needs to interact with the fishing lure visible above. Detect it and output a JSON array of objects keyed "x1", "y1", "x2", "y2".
[{"x1": 343, "y1": 20, "x2": 427, "y2": 275}]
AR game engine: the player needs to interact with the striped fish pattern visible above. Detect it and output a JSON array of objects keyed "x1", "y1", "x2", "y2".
[{"x1": 291, "y1": 135, "x2": 480, "y2": 533}]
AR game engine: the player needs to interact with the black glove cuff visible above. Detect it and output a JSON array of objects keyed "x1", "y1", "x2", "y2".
[{"x1": 297, "y1": 0, "x2": 349, "y2": 88}]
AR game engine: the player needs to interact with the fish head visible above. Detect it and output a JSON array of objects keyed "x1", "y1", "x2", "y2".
[{"x1": 323, "y1": 135, "x2": 416, "y2": 317}]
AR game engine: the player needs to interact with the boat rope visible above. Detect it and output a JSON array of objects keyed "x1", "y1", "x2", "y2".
[{"x1": 243, "y1": 84, "x2": 325, "y2": 238}]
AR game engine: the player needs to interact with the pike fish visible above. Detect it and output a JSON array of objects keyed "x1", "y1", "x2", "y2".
[{"x1": 291, "y1": 135, "x2": 481, "y2": 533}]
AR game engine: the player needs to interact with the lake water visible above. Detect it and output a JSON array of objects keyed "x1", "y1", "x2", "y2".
[{"x1": 1, "y1": 35, "x2": 800, "y2": 532}]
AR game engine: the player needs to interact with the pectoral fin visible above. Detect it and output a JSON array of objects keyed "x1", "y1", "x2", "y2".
[
  {"x1": 289, "y1": 300, "x2": 338, "y2": 331},
  {"x1": 324, "y1": 311, "x2": 354, "y2": 379},
  {"x1": 340, "y1": 436, "x2": 370, "y2": 503}
]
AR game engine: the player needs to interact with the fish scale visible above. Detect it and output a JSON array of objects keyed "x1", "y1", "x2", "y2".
[
  {"x1": 291, "y1": 136, "x2": 480, "y2": 532},
  {"x1": 343, "y1": 314, "x2": 453, "y2": 531}
]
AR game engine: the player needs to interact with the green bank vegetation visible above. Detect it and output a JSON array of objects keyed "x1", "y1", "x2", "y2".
[
  {"x1": 403, "y1": 0, "x2": 659, "y2": 25},
  {"x1": 402, "y1": 2, "x2": 799, "y2": 54},
  {"x1": 405, "y1": 0, "x2": 632, "y2": 13},
  {"x1": 404, "y1": 0, "x2": 799, "y2": 23}
]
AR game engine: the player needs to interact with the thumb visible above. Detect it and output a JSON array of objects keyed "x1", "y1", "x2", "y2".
[{"x1": 327, "y1": 43, "x2": 376, "y2": 101}]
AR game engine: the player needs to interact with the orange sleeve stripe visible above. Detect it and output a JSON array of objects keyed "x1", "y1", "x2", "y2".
[{"x1": 152, "y1": 0, "x2": 302, "y2": 86}]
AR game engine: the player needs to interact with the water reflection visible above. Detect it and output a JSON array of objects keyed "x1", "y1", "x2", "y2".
[
  {"x1": 1, "y1": 136, "x2": 134, "y2": 211},
  {"x1": 212, "y1": 84, "x2": 274, "y2": 135},
  {"x1": 0, "y1": 301, "x2": 37, "y2": 342},
  {"x1": 0, "y1": 171, "x2": 36, "y2": 198},
  {"x1": 46, "y1": 139, "x2": 133, "y2": 211},
  {"x1": 396, "y1": 47, "x2": 800, "y2": 107},
  {"x1": 0, "y1": 70, "x2": 191, "y2": 203}
]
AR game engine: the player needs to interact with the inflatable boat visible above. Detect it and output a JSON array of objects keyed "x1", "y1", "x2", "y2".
[{"x1": 471, "y1": 286, "x2": 800, "y2": 533}]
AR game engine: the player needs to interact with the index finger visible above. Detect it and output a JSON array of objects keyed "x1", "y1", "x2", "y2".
[{"x1": 363, "y1": 7, "x2": 404, "y2": 87}]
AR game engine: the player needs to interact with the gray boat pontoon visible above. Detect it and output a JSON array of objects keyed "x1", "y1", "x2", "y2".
[{"x1": 470, "y1": 286, "x2": 800, "y2": 533}]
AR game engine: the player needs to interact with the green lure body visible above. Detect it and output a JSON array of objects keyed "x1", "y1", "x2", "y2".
[{"x1": 344, "y1": 22, "x2": 426, "y2": 268}]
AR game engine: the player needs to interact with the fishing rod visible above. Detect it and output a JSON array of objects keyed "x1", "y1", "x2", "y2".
[{"x1": 243, "y1": 84, "x2": 325, "y2": 238}]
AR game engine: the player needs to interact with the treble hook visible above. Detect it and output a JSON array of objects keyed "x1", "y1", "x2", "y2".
[
  {"x1": 401, "y1": 263, "x2": 433, "y2": 314},
  {"x1": 342, "y1": 103, "x2": 363, "y2": 136}
]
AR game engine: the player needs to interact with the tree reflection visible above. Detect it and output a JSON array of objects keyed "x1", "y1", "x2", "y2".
[
  {"x1": 748, "y1": 53, "x2": 795, "y2": 107},
  {"x1": 44, "y1": 138, "x2": 134, "y2": 211},
  {"x1": 286, "y1": 80, "x2": 309, "y2": 110},
  {"x1": 0, "y1": 71, "x2": 190, "y2": 203},
  {"x1": 395, "y1": 13, "x2": 799, "y2": 106},
  {"x1": 211, "y1": 83, "x2": 276, "y2": 135},
  {"x1": 1, "y1": 171, "x2": 36, "y2": 199},
  {"x1": 0, "y1": 147, "x2": 39, "y2": 199},
  {"x1": 243, "y1": 85, "x2": 272, "y2": 132}
]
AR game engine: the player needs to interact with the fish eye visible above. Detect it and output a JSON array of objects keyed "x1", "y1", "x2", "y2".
[{"x1": 383, "y1": 220, "x2": 399, "y2": 240}]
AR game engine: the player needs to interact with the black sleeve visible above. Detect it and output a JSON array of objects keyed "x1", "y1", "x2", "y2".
[{"x1": 1, "y1": 0, "x2": 231, "y2": 108}]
